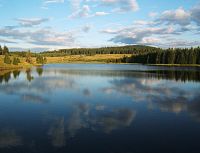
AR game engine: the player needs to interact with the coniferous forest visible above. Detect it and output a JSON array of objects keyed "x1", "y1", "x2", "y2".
[
  {"x1": 121, "y1": 47, "x2": 200, "y2": 65},
  {"x1": 41, "y1": 45, "x2": 161, "y2": 56}
]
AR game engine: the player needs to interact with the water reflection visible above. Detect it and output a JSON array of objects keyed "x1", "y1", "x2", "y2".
[
  {"x1": 96, "y1": 108, "x2": 136, "y2": 133},
  {"x1": 0, "y1": 64, "x2": 200, "y2": 153},
  {"x1": 36, "y1": 67, "x2": 43, "y2": 77},
  {"x1": 0, "y1": 129, "x2": 22, "y2": 148},
  {"x1": 0, "y1": 71, "x2": 12, "y2": 83},
  {"x1": 147, "y1": 70, "x2": 200, "y2": 82},
  {"x1": 13, "y1": 70, "x2": 21, "y2": 79},
  {"x1": 48, "y1": 117, "x2": 66, "y2": 147},
  {"x1": 26, "y1": 69, "x2": 34, "y2": 82},
  {"x1": 188, "y1": 101, "x2": 200, "y2": 122},
  {"x1": 67, "y1": 103, "x2": 90, "y2": 137},
  {"x1": 22, "y1": 94, "x2": 49, "y2": 104}
]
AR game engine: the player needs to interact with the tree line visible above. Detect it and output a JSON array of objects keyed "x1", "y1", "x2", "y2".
[
  {"x1": 121, "y1": 47, "x2": 200, "y2": 65},
  {"x1": 41, "y1": 45, "x2": 160, "y2": 57},
  {"x1": 0, "y1": 45, "x2": 9, "y2": 55},
  {"x1": 0, "y1": 45, "x2": 47, "y2": 65}
]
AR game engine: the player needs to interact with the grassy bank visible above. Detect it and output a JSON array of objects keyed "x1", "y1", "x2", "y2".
[
  {"x1": 0, "y1": 55, "x2": 42, "y2": 71},
  {"x1": 45, "y1": 54, "x2": 132, "y2": 64}
]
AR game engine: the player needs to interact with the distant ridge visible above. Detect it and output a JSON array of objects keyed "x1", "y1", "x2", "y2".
[{"x1": 41, "y1": 45, "x2": 160, "y2": 57}]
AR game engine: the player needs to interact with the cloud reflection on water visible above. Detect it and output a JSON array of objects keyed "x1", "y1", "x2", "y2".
[{"x1": 0, "y1": 66, "x2": 200, "y2": 150}]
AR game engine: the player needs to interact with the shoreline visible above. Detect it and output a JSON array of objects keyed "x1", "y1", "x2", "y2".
[
  {"x1": 1, "y1": 62, "x2": 200, "y2": 72},
  {"x1": 0, "y1": 64, "x2": 42, "y2": 72},
  {"x1": 147, "y1": 64, "x2": 200, "y2": 67},
  {"x1": 45, "y1": 62, "x2": 200, "y2": 67}
]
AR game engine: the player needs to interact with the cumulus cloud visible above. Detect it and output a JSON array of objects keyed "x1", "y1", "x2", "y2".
[
  {"x1": 69, "y1": 0, "x2": 138, "y2": 18},
  {"x1": 102, "y1": 0, "x2": 139, "y2": 12},
  {"x1": 149, "y1": 12, "x2": 158, "y2": 18},
  {"x1": 156, "y1": 4, "x2": 200, "y2": 27},
  {"x1": 101, "y1": 2, "x2": 200, "y2": 47},
  {"x1": 0, "y1": 26, "x2": 27, "y2": 39},
  {"x1": 191, "y1": 3, "x2": 200, "y2": 25},
  {"x1": 133, "y1": 20, "x2": 156, "y2": 26},
  {"x1": 82, "y1": 24, "x2": 92, "y2": 32},
  {"x1": 0, "y1": 38, "x2": 16, "y2": 43},
  {"x1": 156, "y1": 7, "x2": 191, "y2": 26},
  {"x1": 29, "y1": 29, "x2": 76, "y2": 46},
  {"x1": 69, "y1": 5, "x2": 90, "y2": 18},
  {"x1": 103, "y1": 26, "x2": 178, "y2": 45},
  {"x1": 16, "y1": 18, "x2": 49, "y2": 27},
  {"x1": 0, "y1": 26, "x2": 77, "y2": 46},
  {"x1": 2, "y1": 0, "x2": 200, "y2": 48}
]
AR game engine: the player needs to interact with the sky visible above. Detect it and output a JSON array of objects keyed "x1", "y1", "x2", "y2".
[{"x1": 0, "y1": 0, "x2": 200, "y2": 51}]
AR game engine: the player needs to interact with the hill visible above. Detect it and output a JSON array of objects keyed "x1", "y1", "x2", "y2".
[{"x1": 41, "y1": 45, "x2": 160, "y2": 57}]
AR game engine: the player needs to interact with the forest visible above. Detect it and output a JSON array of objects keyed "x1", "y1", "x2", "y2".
[
  {"x1": 41, "y1": 45, "x2": 161, "y2": 56},
  {"x1": 121, "y1": 47, "x2": 200, "y2": 65}
]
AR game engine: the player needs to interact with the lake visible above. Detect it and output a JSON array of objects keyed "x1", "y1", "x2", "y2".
[{"x1": 0, "y1": 64, "x2": 200, "y2": 153}]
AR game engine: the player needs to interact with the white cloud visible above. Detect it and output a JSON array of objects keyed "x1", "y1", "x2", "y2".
[
  {"x1": 102, "y1": 25, "x2": 178, "y2": 45},
  {"x1": 99, "y1": 3, "x2": 199, "y2": 47},
  {"x1": 141, "y1": 37, "x2": 160, "y2": 44},
  {"x1": 157, "y1": 7, "x2": 191, "y2": 26},
  {"x1": 42, "y1": 0, "x2": 65, "y2": 9},
  {"x1": 16, "y1": 18, "x2": 49, "y2": 27},
  {"x1": 69, "y1": 5, "x2": 90, "y2": 18},
  {"x1": 149, "y1": 12, "x2": 158, "y2": 18},
  {"x1": 0, "y1": 26, "x2": 78, "y2": 47},
  {"x1": 68, "y1": 0, "x2": 138, "y2": 18},
  {"x1": 44, "y1": 0, "x2": 64, "y2": 4},
  {"x1": 94, "y1": 11, "x2": 109, "y2": 16},
  {"x1": 0, "y1": 38, "x2": 16, "y2": 44},
  {"x1": 82, "y1": 24, "x2": 92, "y2": 32},
  {"x1": 133, "y1": 20, "x2": 156, "y2": 26},
  {"x1": 191, "y1": 3, "x2": 200, "y2": 25},
  {"x1": 102, "y1": 0, "x2": 139, "y2": 12},
  {"x1": 162, "y1": 39, "x2": 200, "y2": 48},
  {"x1": 70, "y1": 0, "x2": 81, "y2": 10}
]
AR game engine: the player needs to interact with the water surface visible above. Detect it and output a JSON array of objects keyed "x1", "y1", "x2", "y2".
[{"x1": 0, "y1": 64, "x2": 200, "y2": 153}]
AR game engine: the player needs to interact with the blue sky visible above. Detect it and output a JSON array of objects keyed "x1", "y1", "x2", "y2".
[{"x1": 0, "y1": 0, "x2": 200, "y2": 51}]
